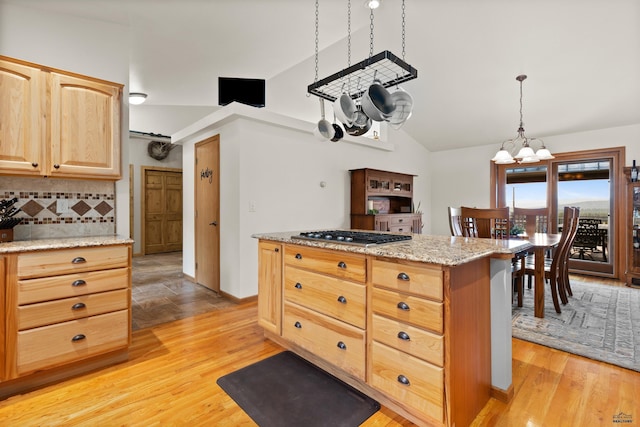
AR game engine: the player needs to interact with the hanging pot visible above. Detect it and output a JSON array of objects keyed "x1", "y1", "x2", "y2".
[
  {"x1": 344, "y1": 106, "x2": 372, "y2": 136},
  {"x1": 386, "y1": 87, "x2": 414, "y2": 130},
  {"x1": 361, "y1": 79, "x2": 396, "y2": 122},
  {"x1": 315, "y1": 98, "x2": 335, "y2": 140},
  {"x1": 331, "y1": 123, "x2": 344, "y2": 142},
  {"x1": 333, "y1": 92, "x2": 357, "y2": 127}
]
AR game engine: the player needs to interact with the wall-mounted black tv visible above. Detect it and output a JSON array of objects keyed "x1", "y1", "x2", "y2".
[{"x1": 218, "y1": 77, "x2": 265, "y2": 108}]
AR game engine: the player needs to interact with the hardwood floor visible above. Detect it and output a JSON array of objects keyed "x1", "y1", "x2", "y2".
[{"x1": 0, "y1": 298, "x2": 637, "y2": 426}]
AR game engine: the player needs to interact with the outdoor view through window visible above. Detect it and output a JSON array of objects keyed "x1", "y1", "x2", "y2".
[{"x1": 506, "y1": 161, "x2": 611, "y2": 265}]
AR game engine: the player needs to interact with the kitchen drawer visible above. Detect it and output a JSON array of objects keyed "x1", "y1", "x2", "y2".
[
  {"x1": 372, "y1": 287, "x2": 443, "y2": 334},
  {"x1": 17, "y1": 267, "x2": 129, "y2": 305},
  {"x1": 389, "y1": 215, "x2": 413, "y2": 226},
  {"x1": 387, "y1": 225, "x2": 412, "y2": 233},
  {"x1": 284, "y1": 245, "x2": 366, "y2": 283},
  {"x1": 284, "y1": 266, "x2": 366, "y2": 329},
  {"x1": 372, "y1": 259, "x2": 443, "y2": 301},
  {"x1": 16, "y1": 309, "x2": 129, "y2": 376},
  {"x1": 370, "y1": 341, "x2": 443, "y2": 424},
  {"x1": 17, "y1": 245, "x2": 129, "y2": 279},
  {"x1": 372, "y1": 314, "x2": 443, "y2": 367},
  {"x1": 283, "y1": 301, "x2": 365, "y2": 380},
  {"x1": 17, "y1": 289, "x2": 129, "y2": 330}
]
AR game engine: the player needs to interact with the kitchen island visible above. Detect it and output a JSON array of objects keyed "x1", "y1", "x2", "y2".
[
  {"x1": 253, "y1": 231, "x2": 530, "y2": 427},
  {"x1": 0, "y1": 235, "x2": 133, "y2": 399}
]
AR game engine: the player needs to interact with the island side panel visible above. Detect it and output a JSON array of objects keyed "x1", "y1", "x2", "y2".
[{"x1": 444, "y1": 256, "x2": 492, "y2": 427}]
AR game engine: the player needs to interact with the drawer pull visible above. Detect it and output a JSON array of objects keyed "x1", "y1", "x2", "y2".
[
  {"x1": 397, "y1": 301, "x2": 410, "y2": 311},
  {"x1": 71, "y1": 256, "x2": 87, "y2": 264},
  {"x1": 295, "y1": 253, "x2": 302, "y2": 259},
  {"x1": 294, "y1": 321, "x2": 302, "y2": 329},
  {"x1": 397, "y1": 375, "x2": 411, "y2": 386},
  {"x1": 337, "y1": 295, "x2": 347, "y2": 304},
  {"x1": 294, "y1": 283, "x2": 302, "y2": 289},
  {"x1": 71, "y1": 302, "x2": 86, "y2": 310},
  {"x1": 71, "y1": 334, "x2": 86, "y2": 342},
  {"x1": 274, "y1": 248, "x2": 279, "y2": 252},
  {"x1": 397, "y1": 272, "x2": 410, "y2": 281},
  {"x1": 337, "y1": 261, "x2": 347, "y2": 269},
  {"x1": 337, "y1": 341, "x2": 347, "y2": 350},
  {"x1": 72, "y1": 279, "x2": 87, "y2": 287},
  {"x1": 398, "y1": 218, "x2": 403, "y2": 223},
  {"x1": 397, "y1": 331, "x2": 411, "y2": 341}
]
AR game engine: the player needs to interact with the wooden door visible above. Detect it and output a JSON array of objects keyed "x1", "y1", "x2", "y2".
[
  {"x1": 143, "y1": 169, "x2": 183, "y2": 254},
  {"x1": 48, "y1": 72, "x2": 121, "y2": 179},
  {"x1": 0, "y1": 57, "x2": 43, "y2": 175},
  {"x1": 194, "y1": 136, "x2": 220, "y2": 292}
]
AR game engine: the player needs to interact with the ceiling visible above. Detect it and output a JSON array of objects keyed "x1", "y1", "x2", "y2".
[{"x1": 3, "y1": 0, "x2": 640, "y2": 153}]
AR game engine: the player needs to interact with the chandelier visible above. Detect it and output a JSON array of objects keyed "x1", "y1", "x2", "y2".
[{"x1": 492, "y1": 75, "x2": 553, "y2": 164}]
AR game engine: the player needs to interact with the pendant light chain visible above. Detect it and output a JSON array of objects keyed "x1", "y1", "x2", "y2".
[
  {"x1": 401, "y1": 0, "x2": 406, "y2": 60},
  {"x1": 347, "y1": 0, "x2": 352, "y2": 67},
  {"x1": 369, "y1": 7, "x2": 375, "y2": 58},
  {"x1": 519, "y1": 78, "x2": 525, "y2": 130},
  {"x1": 314, "y1": 0, "x2": 319, "y2": 84}
]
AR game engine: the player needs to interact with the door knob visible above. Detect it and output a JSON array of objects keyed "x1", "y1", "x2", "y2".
[{"x1": 210, "y1": 221, "x2": 218, "y2": 226}]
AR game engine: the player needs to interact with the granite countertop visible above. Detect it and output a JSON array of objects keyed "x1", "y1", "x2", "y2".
[
  {"x1": 0, "y1": 235, "x2": 134, "y2": 254},
  {"x1": 253, "y1": 231, "x2": 531, "y2": 266}
]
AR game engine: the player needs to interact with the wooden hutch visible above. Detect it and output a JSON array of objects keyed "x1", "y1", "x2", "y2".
[
  {"x1": 350, "y1": 168, "x2": 422, "y2": 234},
  {"x1": 625, "y1": 166, "x2": 640, "y2": 287}
]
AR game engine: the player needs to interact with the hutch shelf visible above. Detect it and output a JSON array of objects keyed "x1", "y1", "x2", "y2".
[{"x1": 350, "y1": 168, "x2": 422, "y2": 234}]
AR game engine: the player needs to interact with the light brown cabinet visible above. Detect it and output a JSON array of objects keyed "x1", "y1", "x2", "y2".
[
  {"x1": 257, "y1": 241, "x2": 282, "y2": 334},
  {"x1": 2, "y1": 244, "x2": 131, "y2": 389},
  {"x1": 0, "y1": 56, "x2": 122, "y2": 180},
  {"x1": 350, "y1": 168, "x2": 422, "y2": 233},
  {"x1": 258, "y1": 241, "x2": 492, "y2": 426},
  {"x1": 282, "y1": 245, "x2": 367, "y2": 380}
]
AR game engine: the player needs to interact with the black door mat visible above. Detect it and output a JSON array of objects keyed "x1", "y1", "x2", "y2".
[{"x1": 217, "y1": 351, "x2": 380, "y2": 427}]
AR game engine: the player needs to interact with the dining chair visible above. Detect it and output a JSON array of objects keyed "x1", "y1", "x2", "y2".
[
  {"x1": 460, "y1": 206, "x2": 510, "y2": 239},
  {"x1": 520, "y1": 206, "x2": 579, "y2": 313},
  {"x1": 448, "y1": 206, "x2": 463, "y2": 237},
  {"x1": 512, "y1": 207, "x2": 550, "y2": 236},
  {"x1": 558, "y1": 207, "x2": 581, "y2": 302}
]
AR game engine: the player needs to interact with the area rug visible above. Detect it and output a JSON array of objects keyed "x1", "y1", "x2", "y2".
[
  {"x1": 216, "y1": 351, "x2": 380, "y2": 427},
  {"x1": 512, "y1": 280, "x2": 640, "y2": 372}
]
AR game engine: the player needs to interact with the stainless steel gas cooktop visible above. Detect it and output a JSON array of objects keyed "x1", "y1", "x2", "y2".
[{"x1": 292, "y1": 230, "x2": 412, "y2": 247}]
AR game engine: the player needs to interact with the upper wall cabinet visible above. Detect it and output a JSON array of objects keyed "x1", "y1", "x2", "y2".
[
  {"x1": 0, "y1": 56, "x2": 122, "y2": 180},
  {"x1": 0, "y1": 59, "x2": 43, "y2": 175}
]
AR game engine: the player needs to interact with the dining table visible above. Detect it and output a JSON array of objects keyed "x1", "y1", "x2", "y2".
[{"x1": 520, "y1": 232, "x2": 563, "y2": 318}]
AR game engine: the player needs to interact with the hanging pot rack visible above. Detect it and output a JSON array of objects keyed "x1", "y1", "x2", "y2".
[{"x1": 307, "y1": 50, "x2": 417, "y2": 102}]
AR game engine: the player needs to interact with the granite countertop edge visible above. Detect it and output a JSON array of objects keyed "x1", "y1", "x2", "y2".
[
  {"x1": 253, "y1": 231, "x2": 532, "y2": 267},
  {"x1": 0, "y1": 235, "x2": 134, "y2": 254}
]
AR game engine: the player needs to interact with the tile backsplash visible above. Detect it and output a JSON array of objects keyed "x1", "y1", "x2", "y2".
[{"x1": 0, "y1": 176, "x2": 115, "y2": 241}]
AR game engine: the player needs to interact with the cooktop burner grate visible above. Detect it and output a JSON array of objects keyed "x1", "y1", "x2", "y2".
[{"x1": 292, "y1": 230, "x2": 412, "y2": 246}]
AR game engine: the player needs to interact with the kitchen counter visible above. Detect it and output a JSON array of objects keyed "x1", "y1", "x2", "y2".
[
  {"x1": 254, "y1": 230, "x2": 528, "y2": 423},
  {"x1": 0, "y1": 235, "x2": 134, "y2": 254},
  {"x1": 252, "y1": 231, "x2": 531, "y2": 265}
]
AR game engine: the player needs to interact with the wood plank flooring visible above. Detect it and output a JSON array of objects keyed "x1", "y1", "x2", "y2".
[{"x1": 0, "y1": 299, "x2": 637, "y2": 426}]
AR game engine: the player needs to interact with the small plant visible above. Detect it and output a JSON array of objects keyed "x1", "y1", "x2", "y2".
[
  {"x1": 368, "y1": 209, "x2": 379, "y2": 215},
  {"x1": 412, "y1": 201, "x2": 422, "y2": 214}
]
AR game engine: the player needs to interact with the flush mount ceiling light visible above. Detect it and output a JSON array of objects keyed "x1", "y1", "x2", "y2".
[
  {"x1": 492, "y1": 75, "x2": 554, "y2": 164},
  {"x1": 365, "y1": 0, "x2": 381, "y2": 9},
  {"x1": 129, "y1": 92, "x2": 147, "y2": 105}
]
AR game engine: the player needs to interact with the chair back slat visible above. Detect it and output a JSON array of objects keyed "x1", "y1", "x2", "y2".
[
  {"x1": 448, "y1": 206, "x2": 463, "y2": 237},
  {"x1": 512, "y1": 207, "x2": 550, "y2": 236},
  {"x1": 460, "y1": 206, "x2": 510, "y2": 239}
]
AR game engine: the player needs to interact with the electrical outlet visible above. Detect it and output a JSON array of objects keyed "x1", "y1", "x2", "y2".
[{"x1": 249, "y1": 201, "x2": 256, "y2": 212}]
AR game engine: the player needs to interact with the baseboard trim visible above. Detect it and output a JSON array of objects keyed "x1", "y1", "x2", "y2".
[
  {"x1": 219, "y1": 291, "x2": 257, "y2": 304},
  {"x1": 490, "y1": 384, "x2": 514, "y2": 403}
]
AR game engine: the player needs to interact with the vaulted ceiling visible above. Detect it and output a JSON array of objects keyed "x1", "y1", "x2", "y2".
[{"x1": 3, "y1": 0, "x2": 639, "y2": 152}]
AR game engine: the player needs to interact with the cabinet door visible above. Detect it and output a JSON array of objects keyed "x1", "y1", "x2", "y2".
[
  {"x1": 0, "y1": 59, "x2": 43, "y2": 175},
  {"x1": 48, "y1": 72, "x2": 121, "y2": 179},
  {"x1": 258, "y1": 241, "x2": 282, "y2": 334}
]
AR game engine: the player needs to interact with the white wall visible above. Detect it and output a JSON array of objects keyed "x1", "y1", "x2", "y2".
[
  {"x1": 0, "y1": 3, "x2": 130, "y2": 237},
  {"x1": 178, "y1": 111, "x2": 430, "y2": 299},
  {"x1": 429, "y1": 124, "x2": 640, "y2": 236}
]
